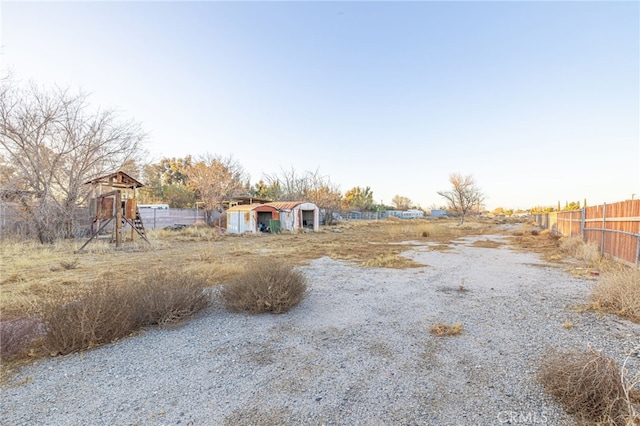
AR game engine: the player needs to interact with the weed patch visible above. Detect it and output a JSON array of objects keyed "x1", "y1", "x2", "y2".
[
  {"x1": 590, "y1": 265, "x2": 640, "y2": 323},
  {"x1": 361, "y1": 253, "x2": 425, "y2": 269},
  {"x1": 429, "y1": 322, "x2": 463, "y2": 336},
  {"x1": 560, "y1": 237, "x2": 601, "y2": 266}
]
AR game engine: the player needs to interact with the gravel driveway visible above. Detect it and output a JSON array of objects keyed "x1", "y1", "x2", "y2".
[{"x1": 2, "y1": 233, "x2": 639, "y2": 425}]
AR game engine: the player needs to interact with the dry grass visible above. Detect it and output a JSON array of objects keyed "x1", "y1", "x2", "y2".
[
  {"x1": 590, "y1": 265, "x2": 640, "y2": 323},
  {"x1": 538, "y1": 348, "x2": 640, "y2": 425},
  {"x1": 471, "y1": 239, "x2": 503, "y2": 249},
  {"x1": 560, "y1": 237, "x2": 601, "y2": 266},
  {"x1": 0, "y1": 219, "x2": 492, "y2": 370},
  {"x1": 361, "y1": 253, "x2": 425, "y2": 269},
  {"x1": 220, "y1": 259, "x2": 307, "y2": 314},
  {"x1": 1, "y1": 219, "x2": 493, "y2": 318},
  {"x1": 508, "y1": 225, "x2": 563, "y2": 262},
  {"x1": 429, "y1": 322, "x2": 463, "y2": 336}
]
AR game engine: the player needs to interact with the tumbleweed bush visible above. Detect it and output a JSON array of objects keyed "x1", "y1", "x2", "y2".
[
  {"x1": 538, "y1": 348, "x2": 639, "y2": 425},
  {"x1": 41, "y1": 269, "x2": 211, "y2": 355},
  {"x1": 590, "y1": 265, "x2": 640, "y2": 323},
  {"x1": 220, "y1": 259, "x2": 307, "y2": 314}
]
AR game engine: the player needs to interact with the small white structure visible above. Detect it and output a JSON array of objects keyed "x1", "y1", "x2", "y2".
[
  {"x1": 403, "y1": 209, "x2": 425, "y2": 219},
  {"x1": 267, "y1": 201, "x2": 319, "y2": 232},
  {"x1": 226, "y1": 204, "x2": 278, "y2": 234}
]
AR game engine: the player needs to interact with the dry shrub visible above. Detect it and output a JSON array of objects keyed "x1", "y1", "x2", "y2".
[
  {"x1": 591, "y1": 266, "x2": 640, "y2": 323},
  {"x1": 220, "y1": 260, "x2": 307, "y2": 314},
  {"x1": 560, "y1": 237, "x2": 601, "y2": 265},
  {"x1": 429, "y1": 322, "x2": 463, "y2": 336},
  {"x1": 538, "y1": 349, "x2": 639, "y2": 425},
  {"x1": 41, "y1": 269, "x2": 211, "y2": 355},
  {"x1": 131, "y1": 269, "x2": 211, "y2": 327},
  {"x1": 0, "y1": 317, "x2": 46, "y2": 361}
]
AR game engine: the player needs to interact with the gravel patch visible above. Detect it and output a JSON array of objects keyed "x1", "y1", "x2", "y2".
[{"x1": 2, "y1": 234, "x2": 639, "y2": 425}]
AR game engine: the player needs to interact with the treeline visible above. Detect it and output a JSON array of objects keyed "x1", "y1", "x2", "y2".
[{"x1": 0, "y1": 79, "x2": 419, "y2": 242}]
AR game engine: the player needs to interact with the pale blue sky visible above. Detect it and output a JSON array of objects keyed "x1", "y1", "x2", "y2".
[{"x1": 1, "y1": 1, "x2": 638, "y2": 210}]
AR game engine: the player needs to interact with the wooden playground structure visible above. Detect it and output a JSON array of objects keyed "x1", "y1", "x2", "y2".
[{"x1": 77, "y1": 171, "x2": 149, "y2": 251}]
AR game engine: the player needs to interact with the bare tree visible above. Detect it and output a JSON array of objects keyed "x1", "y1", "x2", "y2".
[
  {"x1": 306, "y1": 169, "x2": 341, "y2": 225},
  {"x1": 185, "y1": 154, "x2": 249, "y2": 224},
  {"x1": 261, "y1": 167, "x2": 308, "y2": 201},
  {"x1": 437, "y1": 173, "x2": 485, "y2": 225},
  {"x1": 261, "y1": 167, "x2": 341, "y2": 225},
  {"x1": 0, "y1": 81, "x2": 146, "y2": 242}
]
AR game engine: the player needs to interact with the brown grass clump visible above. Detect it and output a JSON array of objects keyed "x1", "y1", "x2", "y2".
[
  {"x1": 361, "y1": 253, "x2": 425, "y2": 269},
  {"x1": 429, "y1": 322, "x2": 463, "y2": 336},
  {"x1": 41, "y1": 269, "x2": 211, "y2": 356},
  {"x1": 560, "y1": 237, "x2": 601, "y2": 266},
  {"x1": 538, "y1": 349, "x2": 639, "y2": 425},
  {"x1": 220, "y1": 259, "x2": 307, "y2": 314},
  {"x1": 590, "y1": 265, "x2": 640, "y2": 323}
]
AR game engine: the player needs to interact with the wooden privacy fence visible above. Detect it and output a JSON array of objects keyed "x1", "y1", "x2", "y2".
[{"x1": 534, "y1": 199, "x2": 640, "y2": 268}]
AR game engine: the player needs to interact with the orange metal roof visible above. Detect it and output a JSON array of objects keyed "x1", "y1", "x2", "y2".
[
  {"x1": 227, "y1": 204, "x2": 277, "y2": 212},
  {"x1": 266, "y1": 201, "x2": 305, "y2": 210}
]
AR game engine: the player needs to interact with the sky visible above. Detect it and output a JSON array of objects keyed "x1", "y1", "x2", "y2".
[{"x1": 1, "y1": 1, "x2": 638, "y2": 210}]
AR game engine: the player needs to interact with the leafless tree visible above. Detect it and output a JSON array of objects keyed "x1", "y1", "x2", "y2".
[
  {"x1": 0, "y1": 81, "x2": 146, "y2": 243},
  {"x1": 185, "y1": 154, "x2": 249, "y2": 224},
  {"x1": 262, "y1": 167, "x2": 341, "y2": 225},
  {"x1": 262, "y1": 167, "x2": 308, "y2": 201},
  {"x1": 305, "y1": 169, "x2": 341, "y2": 225},
  {"x1": 437, "y1": 173, "x2": 485, "y2": 225}
]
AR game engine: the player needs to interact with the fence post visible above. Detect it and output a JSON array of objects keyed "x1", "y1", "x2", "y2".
[
  {"x1": 569, "y1": 212, "x2": 572, "y2": 237},
  {"x1": 600, "y1": 203, "x2": 606, "y2": 256},
  {"x1": 636, "y1": 235, "x2": 640, "y2": 269},
  {"x1": 581, "y1": 208, "x2": 585, "y2": 241}
]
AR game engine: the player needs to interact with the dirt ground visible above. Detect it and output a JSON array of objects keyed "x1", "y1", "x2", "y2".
[{"x1": 2, "y1": 223, "x2": 639, "y2": 425}]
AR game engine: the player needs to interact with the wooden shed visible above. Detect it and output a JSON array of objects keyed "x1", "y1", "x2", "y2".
[
  {"x1": 226, "y1": 204, "x2": 278, "y2": 234},
  {"x1": 267, "y1": 201, "x2": 319, "y2": 232}
]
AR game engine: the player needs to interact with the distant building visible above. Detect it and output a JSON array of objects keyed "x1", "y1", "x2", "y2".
[
  {"x1": 431, "y1": 209, "x2": 448, "y2": 218},
  {"x1": 403, "y1": 209, "x2": 425, "y2": 219}
]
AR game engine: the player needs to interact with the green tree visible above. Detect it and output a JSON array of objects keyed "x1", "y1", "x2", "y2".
[
  {"x1": 141, "y1": 157, "x2": 197, "y2": 207},
  {"x1": 392, "y1": 195, "x2": 413, "y2": 210},
  {"x1": 563, "y1": 201, "x2": 581, "y2": 211},
  {"x1": 186, "y1": 154, "x2": 249, "y2": 224},
  {"x1": 250, "y1": 179, "x2": 280, "y2": 201},
  {"x1": 343, "y1": 186, "x2": 374, "y2": 211}
]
